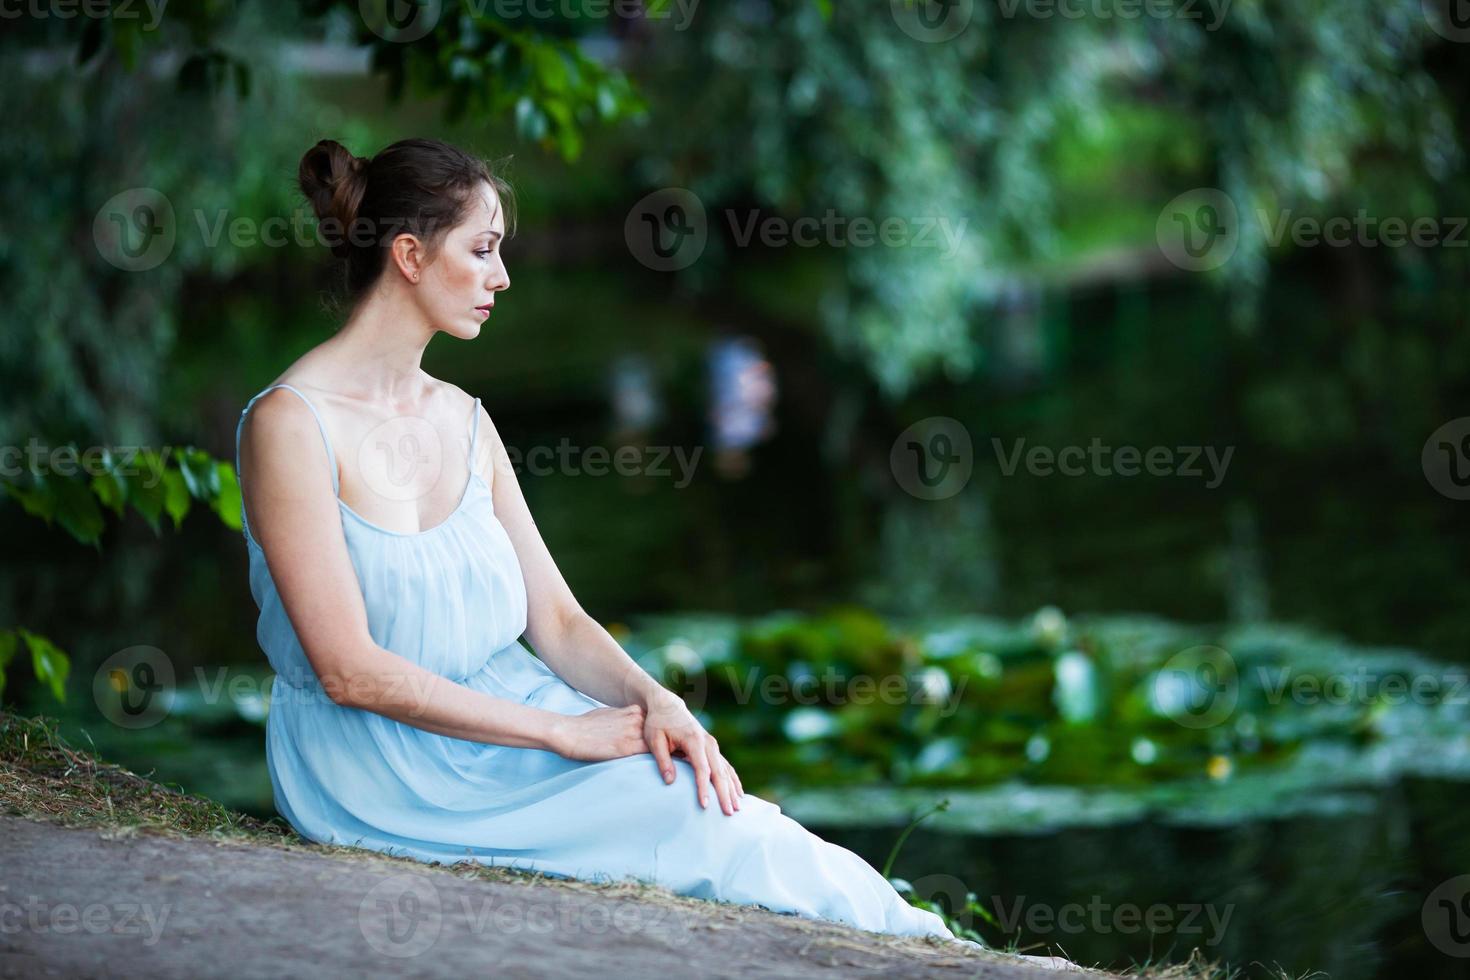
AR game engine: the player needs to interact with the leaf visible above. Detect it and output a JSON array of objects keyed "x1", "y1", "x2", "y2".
[
  {"x1": 18, "y1": 628, "x2": 71, "y2": 704},
  {"x1": 178, "y1": 447, "x2": 221, "y2": 499},
  {"x1": 90, "y1": 449, "x2": 129, "y2": 518},
  {"x1": 123, "y1": 454, "x2": 166, "y2": 534},
  {"x1": 531, "y1": 45, "x2": 569, "y2": 94},
  {"x1": 212, "y1": 462, "x2": 243, "y2": 531},
  {"x1": 50, "y1": 473, "x2": 107, "y2": 547},
  {"x1": 162, "y1": 468, "x2": 191, "y2": 531},
  {"x1": 515, "y1": 96, "x2": 548, "y2": 142},
  {"x1": 0, "y1": 475, "x2": 57, "y2": 525}
]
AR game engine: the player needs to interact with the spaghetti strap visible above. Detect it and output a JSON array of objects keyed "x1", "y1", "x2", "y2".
[
  {"x1": 235, "y1": 384, "x2": 341, "y2": 540},
  {"x1": 468, "y1": 396, "x2": 482, "y2": 468}
]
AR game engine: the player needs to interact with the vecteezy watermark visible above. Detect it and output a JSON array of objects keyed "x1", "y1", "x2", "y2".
[
  {"x1": 624, "y1": 189, "x2": 968, "y2": 271},
  {"x1": 1152, "y1": 644, "x2": 1470, "y2": 730},
  {"x1": 890, "y1": 0, "x2": 975, "y2": 43},
  {"x1": 1156, "y1": 188, "x2": 1240, "y2": 271},
  {"x1": 624, "y1": 188, "x2": 707, "y2": 272},
  {"x1": 1423, "y1": 875, "x2": 1470, "y2": 958},
  {"x1": 0, "y1": 439, "x2": 175, "y2": 485},
  {"x1": 357, "y1": 872, "x2": 698, "y2": 959},
  {"x1": 1255, "y1": 665, "x2": 1470, "y2": 708},
  {"x1": 723, "y1": 664, "x2": 969, "y2": 719},
  {"x1": 94, "y1": 646, "x2": 177, "y2": 729},
  {"x1": 481, "y1": 0, "x2": 699, "y2": 29},
  {"x1": 359, "y1": 0, "x2": 700, "y2": 41},
  {"x1": 502, "y1": 440, "x2": 703, "y2": 488},
  {"x1": 995, "y1": 0, "x2": 1232, "y2": 30},
  {"x1": 1422, "y1": 417, "x2": 1470, "y2": 501},
  {"x1": 0, "y1": 897, "x2": 173, "y2": 946},
  {"x1": 1157, "y1": 187, "x2": 1470, "y2": 272},
  {"x1": 992, "y1": 438, "x2": 1234, "y2": 489},
  {"x1": 93, "y1": 192, "x2": 472, "y2": 272},
  {"x1": 991, "y1": 895, "x2": 1235, "y2": 946},
  {"x1": 1151, "y1": 645, "x2": 1238, "y2": 729},
  {"x1": 725, "y1": 210, "x2": 968, "y2": 259},
  {"x1": 1423, "y1": 0, "x2": 1470, "y2": 43},
  {"x1": 890, "y1": 417, "x2": 974, "y2": 501},
  {"x1": 91, "y1": 651, "x2": 455, "y2": 729},
  {"x1": 358, "y1": 0, "x2": 442, "y2": 42},
  {"x1": 0, "y1": 0, "x2": 167, "y2": 28},
  {"x1": 359, "y1": 875, "x2": 442, "y2": 959}
]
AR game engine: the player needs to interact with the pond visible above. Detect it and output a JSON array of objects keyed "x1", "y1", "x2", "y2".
[{"x1": 37, "y1": 608, "x2": 1470, "y2": 978}]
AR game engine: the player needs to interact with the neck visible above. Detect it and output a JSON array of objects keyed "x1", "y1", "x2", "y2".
[{"x1": 324, "y1": 287, "x2": 437, "y2": 402}]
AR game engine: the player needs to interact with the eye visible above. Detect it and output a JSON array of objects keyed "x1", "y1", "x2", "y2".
[{"x1": 474, "y1": 249, "x2": 492, "y2": 259}]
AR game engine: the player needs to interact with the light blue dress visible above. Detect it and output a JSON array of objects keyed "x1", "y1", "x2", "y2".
[{"x1": 235, "y1": 382, "x2": 958, "y2": 941}]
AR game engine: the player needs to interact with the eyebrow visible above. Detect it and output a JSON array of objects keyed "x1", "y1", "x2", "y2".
[{"x1": 481, "y1": 229, "x2": 503, "y2": 241}]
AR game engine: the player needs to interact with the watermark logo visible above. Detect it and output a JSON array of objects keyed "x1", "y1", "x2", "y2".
[
  {"x1": 1422, "y1": 418, "x2": 1470, "y2": 500},
  {"x1": 0, "y1": 897, "x2": 173, "y2": 946},
  {"x1": 890, "y1": 0, "x2": 974, "y2": 43},
  {"x1": 644, "y1": 641, "x2": 710, "y2": 713},
  {"x1": 992, "y1": 894, "x2": 1234, "y2": 946},
  {"x1": 1156, "y1": 188, "x2": 1238, "y2": 271},
  {"x1": 93, "y1": 188, "x2": 175, "y2": 272},
  {"x1": 1152, "y1": 645, "x2": 1237, "y2": 729},
  {"x1": 992, "y1": 437, "x2": 1233, "y2": 488},
  {"x1": 359, "y1": 874, "x2": 443, "y2": 958},
  {"x1": 625, "y1": 188, "x2": 707, "y2": 271},
  {"x1": 355, "y1": 415, "x2": 448, "y2": 506},
  {"x1": 360, "y1": 0, "x2": 442, "y2": 42},
  {"x1": 92, "y1": 645, "x2": 175, "y2": 730},
  {"x1": 1423, "y1": 0, "x2": 1470, "y2": 43},
  {"x1": 1423, "y1": 875, "x2": 1470, "y2": 957},
  {"x1": 891, "y1": 417, "x2": 974, "y2": 500}
]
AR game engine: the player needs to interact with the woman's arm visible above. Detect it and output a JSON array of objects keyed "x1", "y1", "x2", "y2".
[
  {"x1": 238, "y1": 388, "x2": 643, "y2": 759},
  {"x1": 477, "y1": 406, "x2": 745, "y2": 814}
]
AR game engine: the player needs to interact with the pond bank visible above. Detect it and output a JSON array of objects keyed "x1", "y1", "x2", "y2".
[
  {"x1": 0, "y1": 712, "x2": 1110, "y2": 978},
  {"x1": 0, "y1": 814, "x2": 1088, "y2": 979}
]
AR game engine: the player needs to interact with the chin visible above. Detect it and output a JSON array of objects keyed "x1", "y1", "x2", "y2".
[{"x1": 441, "y1": 319, "x2": 483, "y2": 340}]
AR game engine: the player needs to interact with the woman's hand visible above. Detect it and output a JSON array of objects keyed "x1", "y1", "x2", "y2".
[
  {"x1": 642, "y1": 691, "x2": 744, "y2": 815},
  {"x1": 549, "y1": 705, "x2": 650, "y2": 762}
]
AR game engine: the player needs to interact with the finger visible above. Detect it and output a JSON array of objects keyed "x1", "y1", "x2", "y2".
[
  {"x1": 647, "y1": 728, "x2": 676, "y2": 785},
  {"x1": 724, "y1": 759, "x2": 743, "y2": 806},
  {"x1": 689, "y1": 739, "x2": 714, "y2": 809},
  {"x1": 707, "y1": 744, "x2": 735, "y2": 815}
]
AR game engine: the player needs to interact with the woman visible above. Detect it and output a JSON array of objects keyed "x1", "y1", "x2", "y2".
[{"x1": 235, "y1": 137, "x2": 968, "y2": 946}]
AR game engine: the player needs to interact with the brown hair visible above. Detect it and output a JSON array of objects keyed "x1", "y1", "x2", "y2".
[{"x1": 297, "y1": 137, "x2": 516, "y2": 309}]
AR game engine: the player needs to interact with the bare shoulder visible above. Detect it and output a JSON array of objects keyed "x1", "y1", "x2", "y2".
[{"x1": 237, "y1": 384, "x2": 333, "y2": 480}]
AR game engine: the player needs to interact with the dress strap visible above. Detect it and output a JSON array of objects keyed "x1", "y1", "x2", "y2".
[
  {"x1": 235, "y1": 383, "x2": 341, "y2": 509},
  {"x1": 468, "y1": 396, "x2": 482, "y2": 469}
]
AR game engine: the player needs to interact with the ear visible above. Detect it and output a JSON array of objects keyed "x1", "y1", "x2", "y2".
[{"x1": 389, "y1": 232, "x2": 425, "y2": 282}]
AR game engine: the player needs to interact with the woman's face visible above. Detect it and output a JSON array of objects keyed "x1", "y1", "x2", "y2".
[{"x1": 418, "y1": 182, "x2": 510, "y2": 338}]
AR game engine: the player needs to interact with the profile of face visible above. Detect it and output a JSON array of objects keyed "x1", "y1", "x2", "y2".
[{"x1": 407, "y1": 181, "x2": 510, "y2": 339}]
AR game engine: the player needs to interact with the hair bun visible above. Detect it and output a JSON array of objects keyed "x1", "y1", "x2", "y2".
[{"x1": 297, "y1": 139, "x2": 370, "y2": 258}]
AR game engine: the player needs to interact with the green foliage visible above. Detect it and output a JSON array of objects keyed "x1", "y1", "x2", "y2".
[
  {"x1": 642, "y1": 0, "x2": 1462, "y2": 393},
  {"x1": 1, "y1": 447, "x2": 241, "y2": 549},
  {"x1": 0, "y1": 628, "x2": 70, "y2": 704},
  {"x1": 59, "y1": 0, "x2": 646, "y2": 162}
]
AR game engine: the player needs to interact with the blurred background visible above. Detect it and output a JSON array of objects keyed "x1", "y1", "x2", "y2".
[{"x1": 3, "y1": 2, "x2": 1469, "y2": 977}]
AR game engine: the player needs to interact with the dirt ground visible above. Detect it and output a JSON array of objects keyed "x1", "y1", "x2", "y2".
[{"x1": 0, "y1": 814, "x2": 1106, "y2": 979}]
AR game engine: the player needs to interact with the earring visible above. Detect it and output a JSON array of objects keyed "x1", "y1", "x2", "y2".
[{"x1": 412, "y1": 272, "x2": 419, "y2": 281}]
